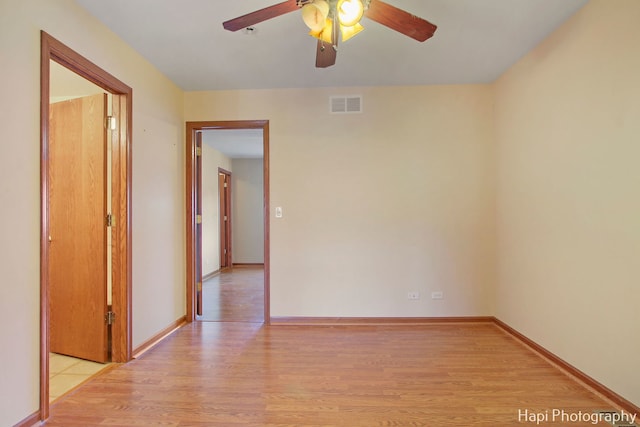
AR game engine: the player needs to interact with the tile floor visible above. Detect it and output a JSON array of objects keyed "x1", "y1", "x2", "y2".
[{"x1": 49, "y1": 353, "x2": 110, "y2": 402}]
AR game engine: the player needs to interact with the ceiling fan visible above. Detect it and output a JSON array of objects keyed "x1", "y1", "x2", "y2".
[{"x1": 223, "y1": 0, "x2": 437, "y2": 68}]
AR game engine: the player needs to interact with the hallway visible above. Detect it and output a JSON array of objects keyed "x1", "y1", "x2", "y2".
[{"x1": 197, "y1": 265, "x2": 264, "y2": 323}]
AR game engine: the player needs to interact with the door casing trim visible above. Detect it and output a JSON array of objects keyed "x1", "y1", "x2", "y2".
[
  {"x1": 185, "y1": 121, "x2": 270, "y2": 323},
  {"x1": 40, "y1": 31, "x2": 133, "y2": 420},
  {"x1": 218, "y1": 168, "x2": 232, "y2": 269}
]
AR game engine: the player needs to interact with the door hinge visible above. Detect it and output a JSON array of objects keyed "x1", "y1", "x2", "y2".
[
  {"x1": 197, "y1": 282, "x2": 202, "y2": 292},
  {"x1": 106, "y1": 116, "x2": 117, "y2": 130},
  {"x1": 196, "y1": 147, "x2": 202, "y2": 157},
  {"x1": 224, "y1": 215, "x2": 228, "y2": 221},
  {"x1": 224, "y1": 182, "x2": 228, "y2": 187},
  {"x1": 105, "y1": 311, "x2": 116, "y2": 325},
  {"x1": 106, "y1": 213, "x2": 115, "y2": 227},
  {"x1": 196, "y1": 214, "x2": 202, "y2": 224}
]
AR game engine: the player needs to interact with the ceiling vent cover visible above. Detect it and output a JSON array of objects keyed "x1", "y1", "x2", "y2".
[{"x1": 330, "y1": 95, "x2": 362, "y2": 114}]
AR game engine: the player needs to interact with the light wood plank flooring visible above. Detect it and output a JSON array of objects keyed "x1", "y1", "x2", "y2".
[
  {"x1": 42, "y1": 321, "x2": 623, "y2": 426},
  {"x1": 197, "y1": 266, "x2": 264, "y2": 323}
]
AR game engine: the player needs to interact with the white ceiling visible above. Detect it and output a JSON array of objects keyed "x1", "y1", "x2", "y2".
[
  {"x1": 74, "y1": 0, "x2": 588, "y2": 91},
  {"x1": 70, "y1": 0, "x2": 588, "y2": 158},
  {"x1": 202, "y1": 129, "x2": 264, "y2": 158}
]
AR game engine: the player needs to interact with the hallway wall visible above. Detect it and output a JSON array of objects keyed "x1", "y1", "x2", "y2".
[
  {"x1": 494, "y1": 0, "x2": 640, "y2": 407},
  {"x1": 231, "y1": 158, "x2": 264, "y2": 264},
  {"x1": 0, "y1": 1, "x2": 184, "y2": 424},
  {"x1": 185, "y1": 85, "x2": 496, "y2": 318},
  {"x1": 201, "y1": 145, "x2": 232, "y2": 275}
]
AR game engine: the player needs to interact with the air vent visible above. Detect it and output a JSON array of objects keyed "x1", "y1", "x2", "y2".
[{"x1": 330, "y1": 95, "x2": 362, "y2": 114}]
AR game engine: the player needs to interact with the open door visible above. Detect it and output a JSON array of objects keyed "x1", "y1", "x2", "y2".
[
  {"x1": 42, "y1": 32, "x2": 133, "y2": 420},
  {"x1": 49, "y1": 93, "x2": 109, "y2": 363},
  {"x1": 218, "y1": 169, "x2": 232, "y2": 269}
]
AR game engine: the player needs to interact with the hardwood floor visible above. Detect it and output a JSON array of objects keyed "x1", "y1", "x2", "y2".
[
  {"x1": 197, "y1": 266, "x2": 264, "y2": 323},
  {"x1": 42, "y1": 321, "x2": 624, "y2": 426}
]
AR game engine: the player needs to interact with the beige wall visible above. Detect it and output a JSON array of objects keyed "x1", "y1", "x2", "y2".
[
  {"x1": 0, "y1": 1, "x2": 185, "y2": 424},
  {"x1": 494, "y1": 0, "x2": 640, "y2": 407},
  {"x1": 50, "y1": 61, "x2": 105, "y2": 102},
  {"x1": 3, "y1": 0, "x2": 638, "y2": 424},
  {"x1": 202, "y1": 145, "x2": 232, "y2": 275},
  {"x1": 231, "y1": 158, "x2": 265, "y2": 264},
  {"x1": 186, "y1": 85, "x2": 496, "y2": 317}
]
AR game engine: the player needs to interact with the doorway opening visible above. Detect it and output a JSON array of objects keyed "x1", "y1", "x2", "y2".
[
  {"x1": 40, "y1": 32, "x2": 132, "y2": 420},
  {"x1": 186, "y1": 121, "x2": 270, "y2": 324}
]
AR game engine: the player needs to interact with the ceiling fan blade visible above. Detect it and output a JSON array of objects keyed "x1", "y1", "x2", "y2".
[
  {"x1": 315, "y1": 21, "x2": 339, "y2": 68},
  {"x1": 315, "y1": 40, "x2": 337, "y2": 68},
  {"x1": 223, "y1": 0, "x2": 300, "y2": 32},
  {"x1": 364, "y1": 0, "x2": 437, "y2": 42}
]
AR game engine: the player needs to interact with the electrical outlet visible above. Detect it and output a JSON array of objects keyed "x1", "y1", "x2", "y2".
[
  {"x1": 431, "y1": 291, "x2": 444, "y2": 300},
  {"x1": 407, "y1": 292, "x2": 420, "y2": 300}
]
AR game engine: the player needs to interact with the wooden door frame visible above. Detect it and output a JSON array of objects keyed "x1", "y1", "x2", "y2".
[
  {"x1": 186, "y1": 121, "x2": 270, "y2": 323},
  {"x1": 40, "y1": 32, "x2": 133, "y2": 420},
  {"x1": 195, "y1": 132, "x2": 203, "y2": 316},
  {"x1": 218, "y1": 168, "x2": 232, "y2": 269}
]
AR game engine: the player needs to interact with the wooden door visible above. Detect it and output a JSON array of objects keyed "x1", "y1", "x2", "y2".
[
  {"x1": 219, "y1": 170, "x2": 232, "y2": 269},
  {"x1": 49, "y1": 93, "x2": 108, "y2": 363}
]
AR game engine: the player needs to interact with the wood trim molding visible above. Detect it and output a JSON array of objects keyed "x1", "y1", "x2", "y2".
[
  {"x1": 262, "y1": 122, "x2": 271, "y2": 324},
  {"x1": 132, "y1": 316, "x2": 187, "y2": 359},
  {"x1": 493, "y1": 317, "x2": 640, "y2": 418},
  {"x1": 40, "y1": 31, "x2": 133, "y2": 421},
  {"x1": 218, "y1": 168, "x2": 232, "y2": 269},
  {"x1": 109, "y1": 92, "x2": 133, "y2": 364},
  {"x1": 186, "y1": 123, "x2": 196, "y2": 321},
  {"x1": 270, "y1": 316, "x2": 495, "y2": 325},
  {"x1": 39, "y1": 32, "x2": 51, "y2": 422},
  {"x1": 186, "y1": 120, "x2": 270, "y2": 324},
  {"x1": 13, "y1": 411, "x2": 40, "y2": 427},
  {"x1": 202, "y1": 269, "x2": 220, "y2": 281}
]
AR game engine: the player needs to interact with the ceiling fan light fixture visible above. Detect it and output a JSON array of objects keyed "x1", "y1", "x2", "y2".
[
  {"x1": 222, "y1": 0, "x2": 436, "y2": 68},
  {"x1": 302, "y1": 0, "x2": 330, "y2": 32},
  {"x1": 337, "y1": 0, "x2": 364, "y2": 27},
  {"x1": 309, "y1": 18, "x2": 334, "y2": 43},
  {"x1": 340, "y1": 21, "x2": 364, "y2": 41}
]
